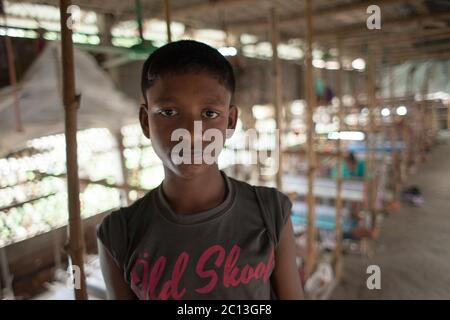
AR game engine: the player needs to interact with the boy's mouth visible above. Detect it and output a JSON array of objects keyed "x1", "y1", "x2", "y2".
[{"x1": 175, "y1": 148, "x2": 205, "y2": 162}]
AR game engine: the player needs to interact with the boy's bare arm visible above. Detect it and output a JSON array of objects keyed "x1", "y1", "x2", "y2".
[
  {"x1": 98, "y1": 240, "x2": 138, "y2": 300},
  {"x1": 271, "y1": 219, "x2": 305, "y2": 300}
]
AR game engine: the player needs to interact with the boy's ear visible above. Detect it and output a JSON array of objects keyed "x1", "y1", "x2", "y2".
[
  {"x1": 139, "y1": 104, "x2": 150, "y2": 139},
  {"x1": 226, "y1": 104, "x2": 238, "y2": 139}
]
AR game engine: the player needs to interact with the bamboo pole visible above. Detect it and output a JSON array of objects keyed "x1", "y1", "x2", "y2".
[
  {"x1": 448, "y1": 102, "x2": 450, "y2": 131},
  {"x1": 59, "y1": 0, "x2": 88, "y2": 300},
  {"x1": 0, "y1": 247, "x2": 14, "y2": 299},
  {"x1": 420, "y1": 64, "x2": 435, "y2": 162},
  {"x1": 401, "y1": 66, "x2": 416, "y2": 182},
  {"x1": 116, "y1": 131, "x2": 131, "y2": 206},
  {"x1": 269, "y1": 5, "x2": 284, "y2": 190},
  {"x1": 388, "y1": 65, "x2": 400, "y2": 207},
  {"x1": 304, "y1": 0, "x2": 317, "y2": 279},
  {"x1": 2, "y1": 12, "x2": 23, "y2": 132},
  {"x1": 164, "y1": 0, "x2": 172, "y2": 43},
  {"x1": 334, "y1": 37, "x2": 344, "y2": 280},
  {"x1": 366, "y1": 45, "x2": 377, "y2": 228},
  {"x1": 53, "y1": 231, "x2": 62, "y2": 273},
  {"x1": 135, "y1": 0, "x2": 144, "y2": 42}
]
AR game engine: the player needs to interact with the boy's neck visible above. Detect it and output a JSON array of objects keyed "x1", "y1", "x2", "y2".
[{"x1": 161, "y1": 167, "x2": 227, "y2": 215}]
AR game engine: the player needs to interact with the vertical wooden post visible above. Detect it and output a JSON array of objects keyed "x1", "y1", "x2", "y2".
[
  {"x1": 53, "y1": 231, "x2": 62, "y2": 273},
  {"x1": 334, "y1": 37, "x2": 344, "y2": 280},
  {"x1": 447, "y1": 101, "x2": 450, "y2": 130},
  {"x1": 116, "y1": 131, "x2": 130, "y2": 206},
  {"x1": 2, "y1": 12, "x2": 23, "y2": 132},
  {"x1": 403, "y1": 66, "x2": 416, "y2": 179},
  {"x1": 269, "y1": 5, "x2": 284, "y2": 190},
  {"x1": 430, "y1": 100, "x2": 438, "y2": 142},
  {"x1": 164, "y1": 0, "x2": 172, "y2": 43},
  {"x1": 60, "y1": 0, "x2": 88, "y2": 300},
  {"x1": 418, "y1": 65, "x2": 429, "y2": 164},
  {"x1": 388, "y1": 65, "x2": 400, "y2": 206},
  {"x1": 420, "y1": 64, "x2": 435, "y2": 161},
  {"x1": 135, "y1": 0, "x2": 144, "y2": 42},
  {"x1": 100, "y1": 13, "x2": 119, "y2": 85},
  {"x1": 366, "y1": 45, "x2": 377, "y2": 227},
  {"x1": 304, "y1": 0, "x2": 317, "y2": 278},
  {"x1": 0, "y1": 247, "x2": 14, "y2": 299}
]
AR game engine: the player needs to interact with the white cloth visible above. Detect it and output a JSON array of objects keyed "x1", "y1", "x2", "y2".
[{"x1": 0, "y1": 42, "x2": 139, "y2": 156}]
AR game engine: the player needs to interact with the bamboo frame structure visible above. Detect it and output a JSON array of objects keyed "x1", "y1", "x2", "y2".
[
  {"x1": 59, "y1": 0, "x2": 88, "y2": 300},
  {"x1": 1, "y1": 0, "x2": 448, "y2": 302},
  {"x1": 269, "y1": 5, "x2": 284, "y2": 190},
  {"x1": 304, "y1": 0, "x2": 317, "y2": 279}
]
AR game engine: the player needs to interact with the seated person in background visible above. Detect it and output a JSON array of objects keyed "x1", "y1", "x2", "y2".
[
  {"x1": 331, "y1": 152, "x2": 365, "y2": 180},
  {"x1": 330, "y1": 153, "x2": 379, "y2": 240},
  {"x1": 345, "y1": 210, "x2": 380, "y2": 240}
]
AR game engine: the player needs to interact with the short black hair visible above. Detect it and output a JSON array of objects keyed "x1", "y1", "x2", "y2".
[{"x1": 141, "y1": 40, "x2": 235, "y2": 104}]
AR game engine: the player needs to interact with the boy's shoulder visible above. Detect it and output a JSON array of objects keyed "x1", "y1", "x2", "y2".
[
  {"x1": 228, "y1": 176, "x2": 292, "y2": 247},
  {"x1": 97, "y1": 189, "x2": 155, "y2": 237},
  {"x1": 228, "y1": 175, "x2": 291, "y2": 204}
]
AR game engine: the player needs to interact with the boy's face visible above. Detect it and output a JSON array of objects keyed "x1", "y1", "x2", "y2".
[{"x1": 139, "y1": 71, "x2": 238, "y2": 178}]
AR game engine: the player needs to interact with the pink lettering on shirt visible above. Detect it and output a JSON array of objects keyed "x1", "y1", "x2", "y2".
[{"x1": 130, "y1": 244, "x2": 275, "y2": 300}]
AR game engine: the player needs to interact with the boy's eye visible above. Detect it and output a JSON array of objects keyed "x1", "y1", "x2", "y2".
[
  {"x1": 158, "y1": 109, "x2": 178, "y2": 117},
  {"x1": 202, "y1": 110, "x2": 219, "y2": 119}
]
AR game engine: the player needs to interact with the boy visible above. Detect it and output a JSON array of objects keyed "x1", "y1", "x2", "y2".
[{"x1": 97, "y1": 40, "x2": 303, "y2": 300}]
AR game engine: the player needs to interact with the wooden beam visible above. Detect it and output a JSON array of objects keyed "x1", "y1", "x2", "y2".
[
  {"x1": 0, "y1": 192, "x2": 58, "y2": 212},
  {"x1": 269, "y1": 5, "x2": 283, "y2": 191},
  {"x1": 169, "y1": 0, "x2": 261, "y2": 18},
  {"x1": 5, "y1": 0, "x2": 124, "y2": 16},
  {"x1": 164, "y1": 0, "x2": 172, "y2": 43},
  {"x1": 335, "y1": 24, "x2": 450, "y2": 41},
  {"x1": 386, "y1": 51, "x2": 450, "y2": 64},
  {"x1": 338, "y1": 28, "x2": 450, "y2": 50},
  {"x1": 321, "y1": 11, "x2": 450, "y2": 40},
  {"x1": 381, "y1": 42, "x2": 450, "y2": 57},
  {"x1": 230, "y1": 0, "x2": 403, "y2": 33},
  {"x1": 59, "y1": 0, "x2": 88, "y2": 300},
  {"x1": 304, "y1": 0, "x2": 317, "y2": 280}
]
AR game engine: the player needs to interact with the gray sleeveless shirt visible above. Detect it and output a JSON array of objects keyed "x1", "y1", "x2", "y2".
[{"x1": 97, "y1": 172, "x2": 292, "y2": 300}]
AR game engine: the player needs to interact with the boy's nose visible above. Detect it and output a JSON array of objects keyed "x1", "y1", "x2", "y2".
[
  {"x1": 183, "y1": 118, "x2": 200, "y2": 132},
  {"x1": 183, "y1": 118, "x2": 204, "y2": 142}
]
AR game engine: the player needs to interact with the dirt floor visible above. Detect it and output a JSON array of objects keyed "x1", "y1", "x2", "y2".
[{"x1": 331, "y1": 131, "x2": 450, "y2": 299}]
